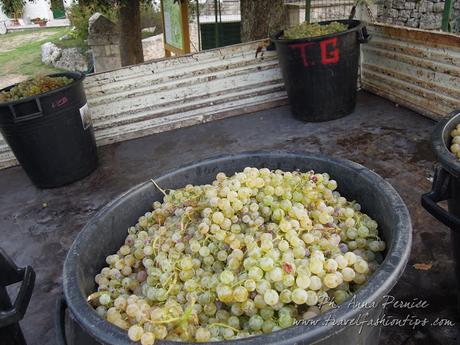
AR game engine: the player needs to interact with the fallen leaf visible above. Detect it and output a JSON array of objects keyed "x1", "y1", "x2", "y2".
[{"x1": 413, "y1": 262, "x2": 432, "y2": 271}]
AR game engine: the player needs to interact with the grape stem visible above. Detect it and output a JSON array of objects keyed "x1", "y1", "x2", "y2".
[
  {"x1": 231, "y1": 279, "x2": 246, "y2": 288},
  {"x1": 165, "y1": 272, "x2": 178, "y2": 295},
  {"x1": 152, "y1": 237, "x2": 160, "y2": 256},
  {"x1": 209, "y1": 323, "x2": 239, "y2": 332},
  {"x1": 150, "y1": 179, "x2": 167, "y2": 196},
  {"x1": 151, "y1": 317, "x2": 181, "y2": 324}
]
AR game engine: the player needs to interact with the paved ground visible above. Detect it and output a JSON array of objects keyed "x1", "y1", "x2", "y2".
[{"x1": 0, "y1": 92, "x2": 458, "y2": 345}]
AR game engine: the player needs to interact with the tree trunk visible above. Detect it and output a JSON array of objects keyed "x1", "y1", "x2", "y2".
[
  {"x1": 118, "y1": 0, "x2": 144, "y2": 66},
  {"x1": 240, "y1": 0, "x2": 286, "y2": 42}
]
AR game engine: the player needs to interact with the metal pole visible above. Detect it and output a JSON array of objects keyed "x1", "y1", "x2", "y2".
[
  {"x1": 196, "y1": 0, "x2": 201, "y2": 50},
  {"x1": 305, "y1": 0, "x2": 312, "y2": 23},
  {"x1": 218, "y1": 0, "x2": 222, "y2": 46},
  {"x1": 442, "y1": 0, "x2": 453, "y2": 32},
  {"x1": 214, "y1": 0, "x2": 219, "y2": 47},
  {"x1": 218, "y1": 0, "x2": 222, "y2": 23}
]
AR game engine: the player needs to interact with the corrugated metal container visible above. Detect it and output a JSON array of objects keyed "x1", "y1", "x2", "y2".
[
  {"x1": 361, "y1": 23, "x2": 460, "y2": 120},
  {"x1": 0, "y1": 40, "x2": 287, "y2": 170}
]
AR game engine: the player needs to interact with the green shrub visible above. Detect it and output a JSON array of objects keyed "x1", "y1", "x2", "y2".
[
  {"x1": 67, "y1": 3, "x2": 117, "y2": 41},
  {"x1": 67, "y1": 1, "x2": 163, "y2": 42},
  {"x1": 140, "y1": 2, "x2": 163, "y2": 33},
  {"x1": 50, "y1": 0, "x2": 64, "y2": 11},
  {"x1": 0, "y1": 0, "x2": 25, "y2": 18}
]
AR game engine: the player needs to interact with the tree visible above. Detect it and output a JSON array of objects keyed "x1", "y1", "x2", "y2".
[
  {"x1": 118, "y1": 0, "x2": 144, "y2": 66},
  {"x1": 0, "y1": 0, "x2": 25, "y2": 18},
  {"x1": 87, "y1": 0, "x2": 146, "y2": 67},
  {"x1": 240, "y1": 0, "x2": 286, "y2": 42}
]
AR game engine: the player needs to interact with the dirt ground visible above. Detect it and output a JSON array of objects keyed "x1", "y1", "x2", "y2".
[{"x1": 0, "y1": 30, "x2": 58, "y2": 53}]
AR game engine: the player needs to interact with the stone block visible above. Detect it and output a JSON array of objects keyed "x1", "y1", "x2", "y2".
[
  {"x1": 393, "y1": 0, "x2": 406, "y2": 9},
  {"x1": 87, "y1": 13, "x2": 121, "y2": 73},
  {"x1": 41, "y1": 42, "x2": 62, "y2": 65},
  {"x1": 419, "y1": 13, "x2": 442, "y2": 29},
  {"x1": 426, "y1": 2, "x2": 434, "y2": 12},
  {"x1": 417, "y1": 0, "x2": 427, "y2": 12},
  {"x1": 87, "y1": 12, "x2": 120, "y2": 46},
  {"x1": 54, "y1": 48, "x2": 88, "y2": 72},
  {"x1": 405, "y1": 1, "x2": 416, "y2": 9},
  {"x1": 400, "y1": 9, "x2": 411, "y2": 18},
  {"x1": 406, "y1": 18, "x2": 420, "y2": 27},
  {"x1": 433, "y1": 2, "x2": 445, "y2": 12}
]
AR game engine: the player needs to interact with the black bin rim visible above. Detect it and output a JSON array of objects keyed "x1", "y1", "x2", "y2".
[
  {"x1": 432, "y1": 110, "x2": 460, "y2": 178},
  {"x1": 271, "y1": 19, "x2": 363, "y2": 44},
  {"x1": 63, "y1": 151, "x2": 412, "y2": 345},
  {"x1": 0, "y1": 71, "x2": 85, "y2": 107}
]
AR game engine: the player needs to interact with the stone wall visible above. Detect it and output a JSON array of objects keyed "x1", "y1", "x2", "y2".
[{"x1": 378, "y1": 0, "x2": 460, "y2": 30}]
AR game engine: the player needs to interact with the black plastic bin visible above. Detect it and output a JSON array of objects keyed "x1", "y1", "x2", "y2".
[
  {"x1": 58, "y1": 152, "x2": 412, "y2": 345},
  {"x1": 0, "y1": 72, "x2": 98, "y2": 188},
  {"x1": 422, "y1": 110, "x2": 460, "y2": 310},
  {"x1": 272, "y1": 20, "x2": 370, "y2": 122}
]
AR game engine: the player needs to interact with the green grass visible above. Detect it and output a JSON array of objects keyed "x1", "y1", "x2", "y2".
[
  {"x1": 0, "y1": 27, "x2": 87, "y2": 78},
  {"x1": 54, "y1": 34, "x2": 88, "y2": 50},
  {"x1": 142, "y1": 30, "x2": 158, "y2": 39}
]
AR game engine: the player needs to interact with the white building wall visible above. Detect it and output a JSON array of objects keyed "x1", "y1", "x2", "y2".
[
  {"x1": 23, "y1": 0, "x2": 52, "y2": 21},
  {"x1": 0, "y1": 0, "x2": 76, "y2": 22},
  {"x1": 0, "y1": 10, "x2": 7, "y2": 21}
]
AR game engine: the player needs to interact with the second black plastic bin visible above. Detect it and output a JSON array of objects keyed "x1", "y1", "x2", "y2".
[{"x1": 272, "y1": 20, "x2": 370, "y2": 122}]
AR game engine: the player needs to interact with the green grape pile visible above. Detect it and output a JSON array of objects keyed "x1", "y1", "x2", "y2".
[
  {"x1": 88, "y1": 168, "x2": 386, "y2": 345},
  {"x1": 283, "y1": 21, "x2": 347, "y2": 39},
  {"x1": 450, "y1": 123, "x2": 460, "y2": 159},
  {"x1": 0, "y1": 76, "x2": 73, "y2": 103}
]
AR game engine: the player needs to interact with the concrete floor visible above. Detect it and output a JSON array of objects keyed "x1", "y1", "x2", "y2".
[{"x1": 0, "y1": 92, "x2": 458, "y2": 345}]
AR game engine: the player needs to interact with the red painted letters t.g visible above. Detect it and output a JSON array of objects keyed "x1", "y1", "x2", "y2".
[
  {"x1": 320, "y1": 38, "x2": 340, "y2": 65},
  {"x1": 289, "y1": 42, "x2": 315, "y2": 67}
]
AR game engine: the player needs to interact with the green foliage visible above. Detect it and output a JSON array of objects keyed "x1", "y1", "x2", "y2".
[
  {"x1": 68, "y1": 1, "x2": 163, "y2": 41},
  {"x1": 0, "y1": 75, "x2": 72, "y2": 102},
  {"x1": 283, "y1": 21, "x2": 348, "y2": 39},
  {"x1": 188, "y1": 0, "x2": 203, "y2": 21},
  {"x1": 50, "y1": 0, "x2": 64, "y2": 11},
  {"x1": 140, "y1": 2, "x2": 163, "y2": 32},
  {"x1": 0, "y1": 0, "x2": 25, "y2": 17},
  {"x1": 67, "y1": 2, "x2": 117, "y2": 41}
]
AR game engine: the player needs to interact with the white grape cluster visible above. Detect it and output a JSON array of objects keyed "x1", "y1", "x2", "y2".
[
  {"x1": 89, "y1": 168, "x2": 386, "y2": 344},
  {"x1": 450, "y1": 123, "x2": 460, "y2": 159}
]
